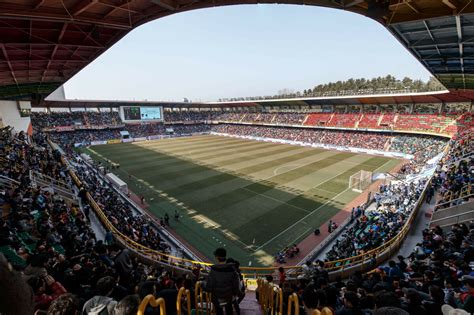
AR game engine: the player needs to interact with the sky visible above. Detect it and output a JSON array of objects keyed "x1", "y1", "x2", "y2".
[{"x1": 63, "y1": 5, "x2": 432, "y2": 102}]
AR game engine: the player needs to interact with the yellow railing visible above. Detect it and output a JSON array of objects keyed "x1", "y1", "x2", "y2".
[
  {"x1": 287, "y1": 293, "x2": 299, "y2": 315},
  {"x1": 195, "y1": 282, "x2": 214, "y2": 315},
  {"x1": 177, "y1": 287, "x2": 192, "y2": 315},
  {"x1": 257, "y1": 278, "x2": 334, "y2": 315},
  {"x1": 137, "y1": 296, "x2": 166, "y2": 315},
  {"x1": 52, "y1": 140, "x2": 430, "y2": 278},
  {"x1": 256, "y1": 278, "x2": 283, "y2": 315},
  {"x1": 436, "y1": 183, "x2": 472, "y2": 210}
]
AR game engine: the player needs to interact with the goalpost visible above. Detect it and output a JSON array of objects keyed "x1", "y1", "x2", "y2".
[{"x1": 349, "y1": 170, "x2": 373, "y2": 193}]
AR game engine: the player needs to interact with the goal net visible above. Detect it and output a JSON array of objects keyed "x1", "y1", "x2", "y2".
[{"x1": 349, "y1": 170, "x2": 373, "y2": 193}]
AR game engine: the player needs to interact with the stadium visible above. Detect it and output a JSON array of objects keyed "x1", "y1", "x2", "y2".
[{"x1": 0, "y1": 1, "x2": 473, "y2": 315}]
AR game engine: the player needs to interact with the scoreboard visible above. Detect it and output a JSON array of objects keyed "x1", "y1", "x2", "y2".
[{"x1": 121, "y1": 106, "x2": 163, "y2": 121}]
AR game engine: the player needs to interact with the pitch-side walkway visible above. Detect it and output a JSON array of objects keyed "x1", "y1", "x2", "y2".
[
  {"x1": 278, "y1": 162, "x2": 404, "y2": 267},
  {"x1": 395, "y1": 195, "x2": 434, "y2": 258},
  {"x1": 277, "y1": 175, "x2": 392, "y2": 266},
  {"x1": 127, "y1": 190, "x2": 211, "y2": 261}
]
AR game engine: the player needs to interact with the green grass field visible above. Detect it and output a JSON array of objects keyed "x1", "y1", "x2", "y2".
[{"x1": 85, "y1": 135, "x2": 400, "y2": 266}]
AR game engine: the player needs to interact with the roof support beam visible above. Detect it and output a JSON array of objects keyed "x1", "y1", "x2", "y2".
[
  {"x1": 0, "y1": 44, "x2": 18, "y2": 85},
  {"x1": 344, "y1": 0, "x2": 364, "y2": 8},
  {"x1": 33, "y1": 0, "x2": 45, "y2": 10},
  {"x1": 455, "y1": 15, "x2": 466, "y2": 89},
  {"x1": 442, "y1": 0, "x2": 458, "y2": 11},
  {"x1": 423, "y1": 20, "x2": 442, "y2": 56},
  {"x1": 150, "y1": 0, "x2": 177, "y2": 11},
  {"x1": 71, "y1": 0, "x2": 99, "y2": 16},
  {"x1": 0, "y1": 8, "x2": 131, "y2": 29},
  {"x1": 388, "y1": 0, "x2": 419, "y2": 14},
  {"x1": 4, "y1": 42, "x2": 104, "y2": 49},
  {"x1": 99, "y1": 0, "x2": 142, "y2": 17},
  {"x1": 400, "y1": 22, "x2": 474, "y2": 35},
  {"x1": 408, "y1": 36, "x2": 474, "y2": 49},
  {"x1": 41, "y1": 23, "x2": 68, "y2": 83}
]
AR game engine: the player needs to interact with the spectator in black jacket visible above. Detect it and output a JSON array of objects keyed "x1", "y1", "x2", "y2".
[{"x1": 205, "y1": 248, "x2": 240, "y2": 315}]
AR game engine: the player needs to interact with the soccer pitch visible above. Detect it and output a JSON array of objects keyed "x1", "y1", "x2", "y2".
[{"x1": 87, "y1": 135, "x2": 401, "y2": 266}]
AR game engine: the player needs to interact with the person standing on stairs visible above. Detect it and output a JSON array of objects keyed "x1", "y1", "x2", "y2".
[{"x1": 204, "y1": 247, "x2": 241, "y2": 315}]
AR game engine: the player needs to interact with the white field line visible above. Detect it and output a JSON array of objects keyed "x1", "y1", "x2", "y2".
[
  {"x1": 273, "y1": 164, "x2": 306, "y2": 176},
  {"x1": 307, "y1": 157, "x2": 373, "y2": 190},
  {"x1": 256, "y1": 156, "x2": 385, "y2": 184},
  {"x1": 373, "y1": 159, "x2": 395, "y2": 173},
  {"x1": 129, "y1": 173, "x2": 253, "y2": 249},
  {"x1": 254, "y1": 187, "x2": 351, "y2": 251},
  {"x1": 141, "y1": 139, "x2": 383, "y2": 190},
  {"x1": 254, "y1": 159, "x2": 397, "y2": 250},
  {"x1": 87, "y1": 147, "x2": 253, "y2": 249},
  {"x1": 240, "y1": 187, "x2": 312, "y2": 214},
  {"x1": 312, "y1": 187, "x2": 341, "y2": 195},
  {"x1": 239, "y1": 155, "x2": 365, "y2": 215},
  {"x1": 97, "y1": 139, "x2": 396, "y2": 252},
  {"x1": 289, "y1": 227, "x2": 313, "y2": 246}
]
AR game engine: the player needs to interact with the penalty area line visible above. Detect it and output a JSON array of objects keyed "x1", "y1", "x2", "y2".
[{"x1": 254, "y1": 187, "x2": 350, "y2": 251}]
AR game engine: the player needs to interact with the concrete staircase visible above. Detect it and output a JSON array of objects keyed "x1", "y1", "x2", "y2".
[{"x1": 240, "y1": 292, "x2": 262, "y2": 315}]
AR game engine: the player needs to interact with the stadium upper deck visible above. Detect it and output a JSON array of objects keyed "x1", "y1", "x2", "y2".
[
  {"x1": 38, "y1": 89, "x2": 474, "y2": 110},
  {"x1": 2, "y1": 1, "x2": 474, "y2": 100}
]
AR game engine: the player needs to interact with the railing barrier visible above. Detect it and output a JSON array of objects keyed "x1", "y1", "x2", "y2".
[
  {"x1": 195, "y1": 281, "x2": 214, "y2": 315},
  {"x1": 177, "y1": 287, "x2": 192, "y2": 315},
  {"x1": 287, "y1": 293, "x2": 299, "y2": 315},
  {"x1": 137, "y1": 296, "x2": 166, "y2": 315}
]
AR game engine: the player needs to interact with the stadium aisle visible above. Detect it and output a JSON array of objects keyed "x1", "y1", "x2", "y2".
[
  {"x1": 395, "y1": 197, "x2": 434, "y2": 258},
  {"x1": 239, "y1": 292, "x2": 262, "y2": 315}
]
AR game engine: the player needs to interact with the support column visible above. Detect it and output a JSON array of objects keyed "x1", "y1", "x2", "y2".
[
  {"x1": 0, "y1": 100, "x2": 31, "y2": 132},
  {"x1": 439, "y1": 102, "x2": 445, "y2": 114}
]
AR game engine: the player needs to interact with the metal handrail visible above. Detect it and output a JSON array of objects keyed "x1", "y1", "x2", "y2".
[
  {"x1": 435, "y1": 192, "x2": 474, "y2": 211},
  {"x1": 137, "y1": 296, "x2": 166, "y2": 315},
  {"x1": 177, "y1": 287, "x2": 191, "y2": 315},
  {"x1": 287, "y1": 293, "x2": 299, "y2": 315},
  {"x1": 195, "y1": 282, "x2": 214, "y2": 315},
  {"x1": 431, "y1": 210, "x2": 474, "y2": 225}
]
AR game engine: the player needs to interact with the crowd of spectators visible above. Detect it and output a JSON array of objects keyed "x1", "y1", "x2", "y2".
[
  {"x1": 31, "y1": 112, "x2": 86, "y2": 129},
  {"x1": 390, "y1": 135, "x2": 447, "y2": 164},
  {"x1": 286, "y1": 223, "x2": 474, "y2": 315},
  {"x1": 272, "y1": 112, "x2": 308, "y2": 125},
  {"x1": 429, "y1": 131, "x2": 473, "y2": 211},
  {"x1": 325, "y1": 180, "x2": 426, "y2": 261},
  {"x1": 46, "y1": 124, "x2": 211, "y2": 147},
  {"x1": 74, "y1": 160, "x2": 171, "y2": 254},
  {"x1": 211, "y1": 124, "x2": 448, "y2": 160},
  {"x1": 164, "y1": 111, "x2": 212, "y2": 122},
  {"x1": 0, "y1": 127, "x2": 208, "y2": 315},
  {"x1": 0, "y1": 123, "x2": 473, "y2": 315},
  {"x1": 48, "y1": 129, "x2": 122, "y2": 147},
  {"x1": 211, "y1": 112, "x2": 245, "y2": 121},
  {"x1": 84, "y1": 111, "x2": 121, "y2": 126},
  {"x1": 31, "y1": 110, "x2": 473, "y2": 138},
  {"x1": 31, "y1": 111, "x2": 122, "y2": 130},
  {"x1": 124, "y1": 123, "x2": 165, "y2": 138}
]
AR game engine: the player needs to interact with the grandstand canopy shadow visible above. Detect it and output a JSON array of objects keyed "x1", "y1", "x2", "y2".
[{"x1": 2, "y1": 1, "x2": 474, "y2": 101}]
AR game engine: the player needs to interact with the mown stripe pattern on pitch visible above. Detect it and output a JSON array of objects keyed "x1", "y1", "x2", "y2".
[{"x1": 89, "y1": 135, "x2": 399, "y2": 264}]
